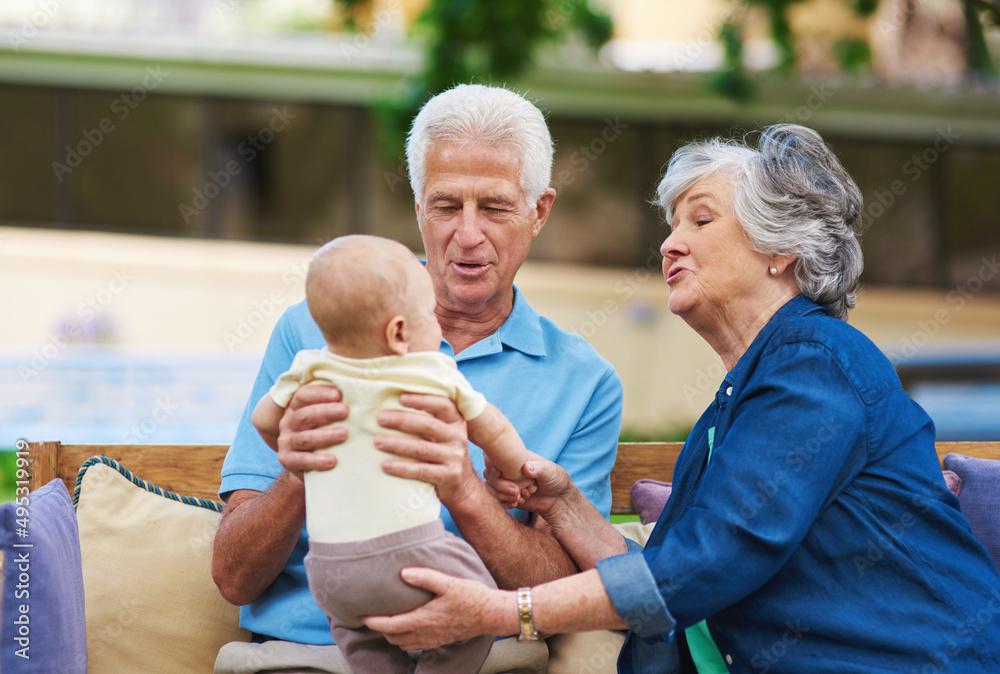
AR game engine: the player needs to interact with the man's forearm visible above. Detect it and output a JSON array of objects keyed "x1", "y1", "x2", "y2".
[
  {"x1": 448, "y1": 481, "x2": 579, "y2": 589},
  {"x1": 543, "y1": 486, "x2": 628, "y2": 570},
  {"x1": 212, "y1": 471, "x2": 306, "y2": 606}
]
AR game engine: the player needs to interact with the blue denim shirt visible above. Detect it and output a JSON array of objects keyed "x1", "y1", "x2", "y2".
[{"x1": 598, "y1": 295, "x2": 1000, "y2": 673}]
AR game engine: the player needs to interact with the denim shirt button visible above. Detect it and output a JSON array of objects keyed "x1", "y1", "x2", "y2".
[
  {"x1": 726, "y1": 386, "x2": 733, "y2": 396},
  {"x1": 725, "y1": 654, "x2": 733, "y2": 665}
]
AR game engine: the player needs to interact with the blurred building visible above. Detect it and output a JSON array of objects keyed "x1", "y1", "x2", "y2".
[{"x1": 1, "y1": 0, "x2": 999, "y2": 444}]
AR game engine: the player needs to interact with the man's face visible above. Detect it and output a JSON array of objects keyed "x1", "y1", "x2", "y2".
[{"x1": 416, "y1": 141, "x2": 554, "y2": 317}]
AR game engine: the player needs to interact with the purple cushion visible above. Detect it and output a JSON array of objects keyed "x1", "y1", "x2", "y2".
[
  {"x1": 630, "y1": 479, "x2": 673, "y2": 525},
  {"x1": 943, "y1": 453, "x2": 1000, "y2": 571},
  {"x1": 942, "y1": 469, "x2": 962, "y2": 497},
  {"x1": 1, "y1": 479, "x2": 86, "y2": 672}
]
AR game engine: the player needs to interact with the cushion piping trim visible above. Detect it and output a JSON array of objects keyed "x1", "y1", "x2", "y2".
[{"x1": 73, "y1": 456, "x2": 225, "y2": 513}]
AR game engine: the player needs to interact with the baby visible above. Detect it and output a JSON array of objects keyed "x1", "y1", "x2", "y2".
[{"x1": 252, "y1": 235, "x2": 532, "y2": 674}]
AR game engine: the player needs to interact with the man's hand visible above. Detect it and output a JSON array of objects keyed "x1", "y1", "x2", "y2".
[
  {"x1": 276, "y1": 384, "x2": 349, "y2": 480},
  {"x1": 374, "y1": 393, "x2": 481, "y2": 509}
]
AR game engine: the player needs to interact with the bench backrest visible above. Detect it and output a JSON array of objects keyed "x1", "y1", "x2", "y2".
[{"x1": 25, "y1": 440, "x2": 1000, "y2": 515}]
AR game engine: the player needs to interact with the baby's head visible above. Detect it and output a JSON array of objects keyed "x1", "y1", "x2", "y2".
[{"x1": 306, "y1": 235, "x2": 441, "y2": 358}]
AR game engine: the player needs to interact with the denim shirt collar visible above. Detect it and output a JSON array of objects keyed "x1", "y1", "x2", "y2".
[{"x1": 720, "y1": 294, "x2": 825, "y2": 401}]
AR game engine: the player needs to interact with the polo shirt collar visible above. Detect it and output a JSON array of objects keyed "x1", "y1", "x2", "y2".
[
  {"x1": 499, "y1": 285, "x2": 546, "y2": 357},
  {"x1": 445, "y1": 285, "x2": 547, "y2": 361}
]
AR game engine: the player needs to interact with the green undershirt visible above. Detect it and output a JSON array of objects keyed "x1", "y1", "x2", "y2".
[{"x1": 684, "y1": 426, "x2": 731, "y2": 673}]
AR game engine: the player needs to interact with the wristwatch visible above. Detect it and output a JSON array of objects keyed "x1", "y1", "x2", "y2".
[{"x1": 516, "y1": 587, "x2": 540, "y2": 641}]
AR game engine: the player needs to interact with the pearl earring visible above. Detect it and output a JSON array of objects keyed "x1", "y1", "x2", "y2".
[{"x1": 769, "y1": 267, "x2": 778, "y2": 276}]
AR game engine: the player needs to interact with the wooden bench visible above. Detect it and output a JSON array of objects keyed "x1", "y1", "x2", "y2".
[{"x1": 25, "y1": 440, "x2": 1000, "y2": 514}]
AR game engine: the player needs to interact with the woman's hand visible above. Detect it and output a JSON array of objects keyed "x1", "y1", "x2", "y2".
[
  {"x1": 362, "y1": 568, "x2": 514, "y2": 651},
  {"x1": 276, "y1": 384, "x2": 349, "y2": 481},
  {"x1": 374, "y1": 393, "x2": 482, "y2": 509},
  {"x1": 509, "y1": 456, "x2": 576, "y2": 523}
]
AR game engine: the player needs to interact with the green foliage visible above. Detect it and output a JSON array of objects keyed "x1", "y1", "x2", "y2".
[
  {"x1": 706, "y1": 21, "x2": 756, "y2": 102},
  {"x1": 757, "y1": 0, "x2": 806, "y2": 75},
  {"x1": 0, "y1": 450, "x2": 17, "y2": 504},
  {"x1": 709, "y1": 0, "x2": 996, "y2": 103},
  {"x1": 964, "y1": 0, "x2": 999, "y2": 77},
  {"x1": 336, "y1": 0, "x2": 614, "y2": 158},
  {"x1": 834, "y1": 38, "x2": 872, "y2": 73},
  {"x1": 336, "y1": 0, "x2": 997, "y2": 127},
  {"x1": 619, "y1": 427, "x2": 692, "y2": 444},
  {"x1": 850, "y1": 0, "x2": 879, "y2": 17}
]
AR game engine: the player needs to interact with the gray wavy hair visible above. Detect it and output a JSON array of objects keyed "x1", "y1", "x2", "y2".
[
  {"x1": 656, "y1": 124, "x2": 864, "y2": 320},
  {"x1": 406, "y1": 84, "x2": 554, "y2": 205}
]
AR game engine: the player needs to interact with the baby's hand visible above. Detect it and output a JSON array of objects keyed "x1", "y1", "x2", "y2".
[
  {"x1": 513, "y1": 476, "x2": 537, "y2": 508},
  {"x1": 493, "y1": 474, "x2": 537, "y2": 510},
  {"x1": 483, "y1": 455, "x2": 537, "y2": 509}
]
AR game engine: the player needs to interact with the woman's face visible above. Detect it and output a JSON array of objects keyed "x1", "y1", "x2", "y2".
[{"x1": 660, "y1": 174, "x2": 771, "y2": 323}]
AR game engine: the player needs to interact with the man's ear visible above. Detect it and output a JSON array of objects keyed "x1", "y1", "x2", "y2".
[
  {"x1": 531, "y1": 188, "x2": 556, "y2": 238},
  {"x1": 385, "y1": 315, "x2": 409, "y2": 355}
]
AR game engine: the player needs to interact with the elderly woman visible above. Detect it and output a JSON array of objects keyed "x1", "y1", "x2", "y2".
[{"x1": 364, "y1": 124, "x2": 1000, "y2": 673}]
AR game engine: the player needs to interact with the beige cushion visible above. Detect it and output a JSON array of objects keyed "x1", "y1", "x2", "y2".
[
  {"x1": 75, "y1": 461, "x2": 250, "y2": 673},
  {"x1": 214, "y1": 636, "x2": 547, "y2": 674},
  {"x1": 545, "y1": 631, "x2": 626, "y2": 674},
  {"x1": 613, "y1": 520, "x2": 657, "y2": 547}
]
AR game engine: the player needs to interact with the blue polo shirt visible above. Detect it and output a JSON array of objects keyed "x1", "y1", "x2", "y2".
[
  {"x1": 597, "y1": 295, "x2": 1000, "y2": 673},
  {"x1": 220, "y1": 286, "x2": 623, "y2": 644}
]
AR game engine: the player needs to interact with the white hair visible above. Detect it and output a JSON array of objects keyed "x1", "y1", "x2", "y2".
[
  {"x1": 406, "y1": 84, "x2": 554, "y2": 205},
  {"x1": 656, "y1": 124, "x2": 864, "y2": 320}
]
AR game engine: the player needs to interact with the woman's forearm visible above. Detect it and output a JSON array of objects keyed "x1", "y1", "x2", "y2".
[{"x1": 533, "y1": 568, "x2": 629, "y2": 633}]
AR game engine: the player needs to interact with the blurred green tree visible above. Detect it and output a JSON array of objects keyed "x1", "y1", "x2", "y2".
[
  {"x1": 334, "y1": 0, "x2": 998, "y2": 147},
  {"x1": 710, "y1": 0, "x2": 997, "y2": 100},
  {"x1": 335, "y1": 0, "x2": 613, "y2": 157}
]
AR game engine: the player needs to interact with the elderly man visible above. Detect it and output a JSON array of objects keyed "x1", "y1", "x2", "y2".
[{"x1": 212, "y1": 84, "x2": 623, "y2": 673}]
